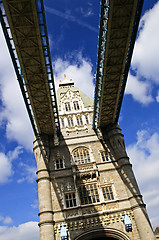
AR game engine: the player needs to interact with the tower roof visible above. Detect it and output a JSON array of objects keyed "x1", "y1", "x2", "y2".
[
  {"x1": 57, "y1": 75, "x2": 93, "y2": 109},
  {"x1": 59, "y1": 74, "x2": 74, "y2": 87}
]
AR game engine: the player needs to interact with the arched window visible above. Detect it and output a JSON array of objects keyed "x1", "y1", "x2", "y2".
[
  {"x1": 55, "y1": 158, "x2": 65, "y2": 170},
  {"x1": 72, "y1": 147, "x2": 90, "y2": 164}
]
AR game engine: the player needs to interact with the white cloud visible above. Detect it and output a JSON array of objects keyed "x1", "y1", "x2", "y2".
[
  {"x1": 31, "y1": 199, "x2": 39, "y2": 209},
  {"x1": 7, "y1": 146, "x2": 23, "y2": 162},
  {"x1": 0, "y1": 222, "x2": 39, "y2": 240},
  {"x1": 132, "y1": 2, "x2": 159, "y2": 83},
  {"x1": 0, "y1": 26, "x2": 33, "y2": 150},
  {"x1": 0, "y1": 215, "x2": 13, "y2": 225},
  {"x1": 126, "y1": 74, "x2": 153, "y2": 104},
  {"x1": 0, "y1": 153, "x2": 13, "y2": 184},
  {"x1": 17, "y1": 163, "x2": 36, "y2": 184},
  {"x1": 76, "y1": 7, "x2": 94, "y2": 17},
  {"x1": 127, "y1": 130, "x2": 159, "y2": 227},
  {"x1": 126, "y1": 2, "x2": 159, "y2": 104},
  {"x1": 156, "y1": 91, "x2": 159, "y2": 102},
  {"x1": 54, "y1": 53, "x2": 94, "y2": 99},
  {"x1": 0, "y1": 146, "x2": 23, "y2": 184},
  {"x1": 45, "y1": 6, "x2": 97, "y2": 33}
]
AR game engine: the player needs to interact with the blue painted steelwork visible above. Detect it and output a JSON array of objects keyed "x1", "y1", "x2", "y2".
[
  {"x1": 36, "y1": 0, "x2": 60, "y2": 134},
  {"x1": 93, "y1": 0, "x2": 110, "y2": 130},
  {"x1": 115, "y1": 0, "x2": 144, "y2": 123},
  {"x1": 0, "y1": 4, "x2": 39, "y2": 135},
  {"x1": 93, "y1": 0, "x2": 144, "y2": 130}
]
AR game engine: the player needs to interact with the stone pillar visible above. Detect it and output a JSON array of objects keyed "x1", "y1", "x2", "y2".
[
  {"x1": 100, "y1": 123, "x2": 155, "y2": 240},
  {"x1": 34, "y1": 136, "x2": 55, "y2": 240}
]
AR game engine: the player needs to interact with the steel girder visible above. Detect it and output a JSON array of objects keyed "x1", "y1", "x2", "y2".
[
  {"x1": 93, "y1": 0, "x2": 143, "y2": 130},
  {"x1": 1, "y1": 0, "x2": 60, "y2": 137}
]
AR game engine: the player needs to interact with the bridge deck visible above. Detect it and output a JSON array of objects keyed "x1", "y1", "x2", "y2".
[
  {"x1": 2, "y1": 0, "x2": 59, "y2": 136},
  {"x1": 93, "y1": 0, "x2": 143, "y2": 130}
]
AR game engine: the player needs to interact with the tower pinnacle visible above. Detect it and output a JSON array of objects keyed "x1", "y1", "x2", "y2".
[{"x1": 59, "y1": 74, "x2": 74, "y2": 87}]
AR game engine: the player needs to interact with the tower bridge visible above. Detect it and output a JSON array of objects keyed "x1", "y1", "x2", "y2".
[{"x1": 0, "y1": 1, "x2": 156, "y2": 240}]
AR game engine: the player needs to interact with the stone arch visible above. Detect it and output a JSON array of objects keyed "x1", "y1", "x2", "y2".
[{"x1": 74, "y1": 227, "x2": 130, "y2": 240}]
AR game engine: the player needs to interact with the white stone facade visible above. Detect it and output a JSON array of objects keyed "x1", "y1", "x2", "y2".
[{"x1": 34, "y1": 77, "x2": 155, "y2": 240}]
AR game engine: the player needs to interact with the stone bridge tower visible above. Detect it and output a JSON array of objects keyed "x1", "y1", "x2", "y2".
[{"x1": 33, "y1": 76, "x2": 155, "y2": 240}]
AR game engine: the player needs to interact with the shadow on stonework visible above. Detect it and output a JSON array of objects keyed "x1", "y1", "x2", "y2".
[
  {"x1": 50, "y1": 132, "x2": 104, "y2": 240},
  {"x1": 35, "y1": 130, "x2": 132, "y2": 240},
  {"x1": 98, "y1": 123, "x2": 153, "y2": 237}
]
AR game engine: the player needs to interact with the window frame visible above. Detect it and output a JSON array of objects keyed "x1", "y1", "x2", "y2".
[
  {"x1": 85, "y1": 115, "x2": 89, "y2": 124},
  {"x1": 65, "y1": 192, "x2": 77, "y2": 208},
  {"x1": 72, "y1": 147, "x2": 91, "y2": 165},
  {"x1": 55, "y1": 158, "x2": 65, "y2": 170},
  {"x1": 65, "y1": 102, "x2": 71, "y2": 111},
  {"x1": 78, "y1": 183, "x2": 100, "y2": 205},
  {"x1": 61, "y1": 118, "x2": 65, "y2": 128},
  {"x1": 100, "y1": 150, "x2": 112, "y2": 162},
  {"x1": 67, "y1": 117, "x2": 74, "y2": 127},
  {"x1": 102, "y1": 185, "x2": 114, "y2": 201},
  {"x1": 76, "y1": 116, "x2": 83, "y2": 126},
  {"x1": 73, "y1": 101, "x2": 80, "y2": 110}
]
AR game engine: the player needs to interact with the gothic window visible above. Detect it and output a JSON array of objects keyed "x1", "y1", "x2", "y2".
[
  {"x1": 65, "y1": 192, "x2": 77, "y2": 208},
  {"x1": 65, "y1": 102, "x2": 71, "y2": 111},
  {"x1": 76, "y1": 116, "x2": 83, "y2": 126},
  {"x1": 100, "y1": 151, "x2": 112, "y2": 162},
  {"x1": 72, "y1": 147, "x2": 91, "y2": 164},
  {"x1": 85, "y1": 115, "x2": 89, "y2": 124},
  {"x1": 79, "y1": 184, "x2": 100, "y2": 205},
  {"x1": 102, "y1": 186, "x2": 114, "y2": 201},
  {"x1": 67, "y1": 117, "x2": 74, "y2": 127},
  {"x1": 73, "y1": 101, "x2": 80, "y2": 110},
  {"x1": 55, "y1": 159, "x2": 65, "y2": 170}
]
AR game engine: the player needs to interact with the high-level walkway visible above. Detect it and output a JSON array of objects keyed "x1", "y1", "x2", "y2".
[
  {"x1": 0, "y1": 0, "x2": 59, "y2": 137},
  {"x1": 0, "y1": 0, "x2": 143, "y2": 135},
  {"x1": 93, "y1": 0, "x2": 143, "y2": 130}
]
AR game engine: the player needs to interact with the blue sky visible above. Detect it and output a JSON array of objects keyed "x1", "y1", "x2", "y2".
[{"x1": 0, "y1": 0, "x2": 159, "y2": 239}]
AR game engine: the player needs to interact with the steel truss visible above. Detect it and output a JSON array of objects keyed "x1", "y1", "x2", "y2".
[
  {"x1": 93, "y1": 0, "x2": 144, "y2": 130},
  {"x1": 0, "y1": 0, "x2": 60, "y2": 136}
]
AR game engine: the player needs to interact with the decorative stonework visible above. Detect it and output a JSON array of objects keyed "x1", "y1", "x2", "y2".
[
  {"x1": 54, "y1": 211, "x2": 134, "y2": 233},
  {"x1": 104, "y1": 202, "x2": 119, "y2": 211}
]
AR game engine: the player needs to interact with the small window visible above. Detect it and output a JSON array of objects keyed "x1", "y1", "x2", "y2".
[
  {"x1": 65, "y1": 192, "x2": 77, "y2": 208},
  {"x1": 55, "y1": 159, "x2": 64, "y2": 170},
  {"x1": 73, "y1": 101, "x2": 80, "y2": 110},
  {"x1": 102, "y1": 186, "x2": 114, "y2": 201},
  {"x1": 100, "y1": 151, "x2": 112, "y2": 162},
  {"x1": 67, "y1": 117, "x2": 74, "y2": 127},
  {"x1": 73, "y1": 147, "x2": 90, "y2": 165},
  {"x1": 85, "y1": 115, "x2": 89, "y2": 124},
  {"x1": 79, "y1": 184, "x2": 100, "y2": 205},
  {"x1": 61, "y1": 119, "x2": 65, "y2": 128},
  {"x1": 65, "y1": 102, "x2": 71, "y2": 111},
  {"x1": 76, "y1": 116, "x2": 83, "y2": 126}
]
